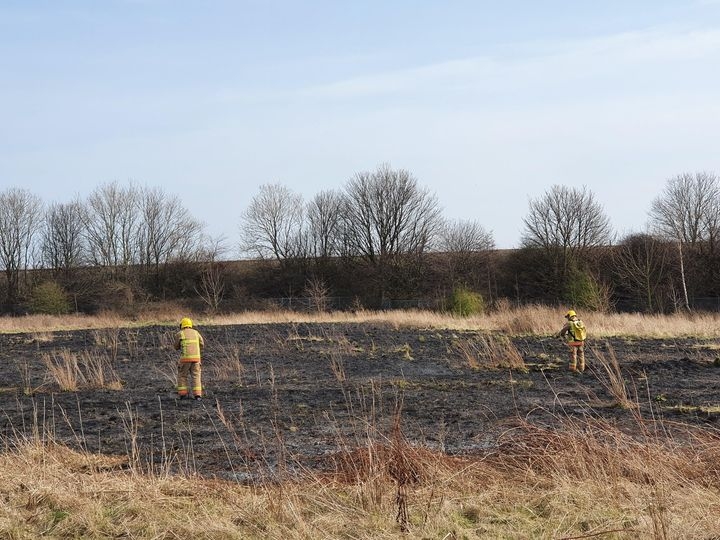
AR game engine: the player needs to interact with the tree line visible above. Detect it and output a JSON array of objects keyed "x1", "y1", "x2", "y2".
[{"x1": 2, "y1": 168, "x2": 720, "y2": 315}]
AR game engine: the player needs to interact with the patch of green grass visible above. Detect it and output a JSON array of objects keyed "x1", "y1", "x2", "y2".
[
  {"x1": 389, "y1": 379, "x2": 413, "y2": 389},
  {"x1": 457, "y1": 505, "x2": 481, "y2": 526},
  {"x1": 42, "y1": 509, "x2": 70, "y2": 535}
]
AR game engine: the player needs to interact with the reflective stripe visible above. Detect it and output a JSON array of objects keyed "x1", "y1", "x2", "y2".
[{"x1": 181, "y1": 338, "x2": 201, "y2": 360}]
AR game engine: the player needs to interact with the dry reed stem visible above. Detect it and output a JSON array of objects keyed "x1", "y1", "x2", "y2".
[
  {"x1": 42, "y1": 349, "x2": 123, "y2": 392},
  {"x1": 42, "y1": 350, "x2": 81, "y2": 391},
  {"x1": 591, "y1": 343, "x2": 636, "y2": 409},
  {"x1": 208, "y1": 340, "x2": 245, "y2": 384},
  {"x1": 454, "y1": 334, "x2": 527, "y2": 370}
]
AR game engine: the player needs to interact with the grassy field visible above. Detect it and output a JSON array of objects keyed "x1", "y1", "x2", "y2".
[{"x1": 2, "y1": 306, "x2": 720, "y2": 539}]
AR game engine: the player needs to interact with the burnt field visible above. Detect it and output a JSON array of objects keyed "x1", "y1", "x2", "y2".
[{"x1": 1, "y1": 322, "x2": 719, "y2": 481}]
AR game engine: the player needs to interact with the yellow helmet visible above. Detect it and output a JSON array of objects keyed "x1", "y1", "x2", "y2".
[
  {"x1": 565, "y1": 310, "x2": 576, "y2": 319},
  {"x1": 180, "y1": 317, "x2": 193, "y2": 329}
]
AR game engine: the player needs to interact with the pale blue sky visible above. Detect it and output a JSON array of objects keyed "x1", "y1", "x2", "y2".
[{"x1": 2, "y1": 0, "x2": 720, "y2": 249}]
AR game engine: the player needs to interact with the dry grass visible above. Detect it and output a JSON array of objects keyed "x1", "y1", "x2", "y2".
[
  {"x1": 591, "y1": 343, "x2": 637, "y2": 410},
  {"x1": 4, "y1": 305, "x2": 720, "y2": 339},
  {"x1": 207, "y1": 338, "x2": 245, "y2": 385},
  {"x1": 2, "y1": 412, "x2": 720, "y2": 539},
  {"x1": 42, "y1": 350, "x2": 81, "y2": 392},
  {"x1": 454, "y1": 334, "x2": 527, "y2": 371},
  {"x1": 92, "y1": 327, "x2": 121, "y2": 362},
  {"x1": 15, "y1": 357, "x2": 35, "y2": 395},
  {"x1": 42, "y1": 349, "x2": 123, "y2": 392},
  {"x1": 3, "y1": 304, "x2": 720, "y2": 537}
]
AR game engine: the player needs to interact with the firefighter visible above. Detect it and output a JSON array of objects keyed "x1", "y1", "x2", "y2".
[
  {"x1": 175, "y1": 317, "x2": 205, "y2": 399},
  {"x1": 557, "y1": 309, "x2": 587, "y2": 372}
]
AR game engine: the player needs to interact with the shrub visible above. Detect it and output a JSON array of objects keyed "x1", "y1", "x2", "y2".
[
  {"x1": 449, "y1": 286, "x2": 485, "y2": 317},
  {"x1": 565, "y1": 269, "x2": 612, "y2": 312},
  {"x1": 29, "y1": 281, "x2": 72, "y2": 315}
]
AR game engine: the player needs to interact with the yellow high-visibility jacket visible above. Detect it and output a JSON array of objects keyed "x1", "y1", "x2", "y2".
[
  {"x1": 175, "y1": 327, "x2": 204, "y2": 363},
  {"x1": 558, "y1": 317, "x2": 586, "y2": 345}
]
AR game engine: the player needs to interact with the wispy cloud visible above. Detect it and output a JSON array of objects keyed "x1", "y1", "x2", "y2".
[{"x1": 299, "y1": 26, "x2": 720, "y2": 101}]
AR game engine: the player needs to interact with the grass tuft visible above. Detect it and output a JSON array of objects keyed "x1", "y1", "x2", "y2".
[{"x1": 454, "y1": 334, "x2": 526, "y2": 371}]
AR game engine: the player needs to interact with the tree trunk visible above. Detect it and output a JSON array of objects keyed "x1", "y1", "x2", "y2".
[{"x1": 678, "y1": 241, "x2": 690, "y2": 311}]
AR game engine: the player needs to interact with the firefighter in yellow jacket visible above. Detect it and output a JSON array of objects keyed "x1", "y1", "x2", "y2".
[
  {"x1": 175, "y1": 317, "x2": 205, "y2": 399},
  {"x1": 557, "y1": 309, "x2": 587, "y2": 372}
]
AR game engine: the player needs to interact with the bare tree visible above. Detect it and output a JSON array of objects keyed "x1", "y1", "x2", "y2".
[
  {"x1": 649, "y1": 172, "x2": 720, "y2": 245},
  {"x1": 439, "y1": 218, "x2": 495, "y2": 255},
  {"x1": 519, "y1": 185, "x2": 612, "y2": 304},
  {"x1": 521, "y1": 185, "x2": 612, "y2": 281},
  {"x1": 612, "y1": 233, "x2": 671, "y2": 312},
  {"x1": 303, "y1": 276, "x2": 331, "y2": 312},
  {"x1": 82, "y1": 181, "x2": 141, "y2": 271},
  {"x1": 41, "y1": 199, "x2": 87, "y2": 275},
  {"x1": 137, "y1": 185, "x2": 204, "y2": 269},
  {"x1": 649, "y1": 172, "x2": 720, "y2": 310},
  {"x1": 522, "y1": 185, "x2": 613, "y2": 252},
  {"x1": 194, "y1": 234, "x2": 229, "y2": 263},
  {"x1": 438, "y1": 218, "x2": 495, "y2": 290},
  {"x1": 194, "y1": 236, "x2": 228, "y2": 312},
  {"x1": 134, "y1": 185, "x2": 205, "y2": 296},
  {"x1": 196, "y1": 262, "x2": 225, "y2": 312},
  {"x1": 307, "y1": 189, "x2": 344, "y2": 259},
  {"x1": 343, "y1": 164, "x2": 442, "y2": 260},
  {"x1": 240, "y1": 183, "x2": 305, "y2": 261},
  {"x1": 342, "y1": 164, "x2": 442, "y2": 304},
  {"x1": 0, "y1": 188, "x2": 44, "y2": 309}
]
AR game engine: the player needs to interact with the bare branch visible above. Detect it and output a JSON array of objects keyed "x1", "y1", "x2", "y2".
[
  {"x1": 239, "y1": 183, "x2": 305, "y2": 260},
  {"x1": 0, "y1": 187, "x2": 44, "y2": 308}
]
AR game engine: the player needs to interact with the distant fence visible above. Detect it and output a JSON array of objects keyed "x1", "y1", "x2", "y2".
[
  {"x1": 690, "y1": 297, "x2": 720, "y2": 312},
  {"x1": 259, "y1": 295, "x2": 720, "y2": 313},
  {"x1": 267, "y1": 296, "x2": 442, "y2": 312}
]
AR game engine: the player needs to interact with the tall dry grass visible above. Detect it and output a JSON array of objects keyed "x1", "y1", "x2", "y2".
[
  {"x1": 42, "y1": 350, "x2": 81, "y2": 392},
  {"x1": 208, "y1": 340, "x2": 245, "y2": 385},
  {"x1": 591, "y1": 343, "x2": 637, "y2": 410},
  {"x1": 42, "y1": 349, "x2": 122, "y2": 392},
  {"x1": 453, "y1": 334, "x2": 527, "y2": 370},
  {"x1": 3, "y1": 305, "x2": 720, "y2": 338},
  {"x1": 2, "y1": 410, "x2": 720, "y2": 539}
]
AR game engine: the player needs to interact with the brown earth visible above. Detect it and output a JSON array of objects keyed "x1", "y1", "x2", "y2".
[{"x1": 1, "y1": 323, "x2": 719, "y2": 481}]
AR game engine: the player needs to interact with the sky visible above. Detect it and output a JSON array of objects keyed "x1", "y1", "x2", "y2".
[{"x1": 2, "y1": 0, "x2": 720, "y2": 251}]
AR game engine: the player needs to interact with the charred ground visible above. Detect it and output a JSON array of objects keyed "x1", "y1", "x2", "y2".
[{"x1": 1, "y1": 323, "x2": 719, "y2": 481}]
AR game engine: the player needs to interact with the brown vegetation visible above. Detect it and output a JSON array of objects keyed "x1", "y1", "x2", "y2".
[
  {"x1": 4, "y1": 304, "x2": 720, "y2": 338},
  {"x1": 2, "y1": 411, "x2": 720, "y2": 538},
  {"x1": 1, "y1": 306, "x2": 720, "y2": 538}
]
